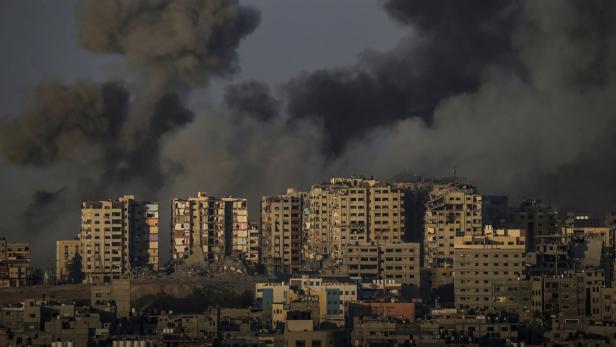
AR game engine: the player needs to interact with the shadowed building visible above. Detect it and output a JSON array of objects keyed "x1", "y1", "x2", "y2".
[{"x1": 454, "y1": 227, "x2": 526, "y2": 312}]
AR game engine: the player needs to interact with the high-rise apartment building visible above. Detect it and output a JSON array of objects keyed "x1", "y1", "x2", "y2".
[
  {"x1": 171, "y1": 193, "x2": 249, "y2": 264},
  {"x1": 511, "y1": 199, "x2": 559, "y2": 252},
  {"x1": 307, "y1": 178, "x2": 405, "y2": 265},
  {"x1": 79, "y1": 195, "x2": 158, "y2": 283},
  {"x1": 55, "y1": 239, "x2": 81, "y2": 280},
  {"x1": 531, "y1": 269, "x2": 605, "y2": 319},
  {"x1": 424, "y1": 183, "x2": 482, "y2": 269},
  {"x1": 222, "y1": 197, "x2": 249, "y2": 256},
  {"x1": 261, "y1": 189, "x2": 306, "y2": 273},
  {"x1": 454, "y1": 227, "x2": 526, "y2": 312}
]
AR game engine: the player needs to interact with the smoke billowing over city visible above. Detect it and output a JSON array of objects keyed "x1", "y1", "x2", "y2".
[{"x1": 1, "y1": 2, "x2": 616, "y2": 343}]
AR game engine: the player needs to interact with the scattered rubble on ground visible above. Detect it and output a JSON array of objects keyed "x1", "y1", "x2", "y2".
[{"x1": 169, "y1": 251, "x2": 262, "y2": 280}]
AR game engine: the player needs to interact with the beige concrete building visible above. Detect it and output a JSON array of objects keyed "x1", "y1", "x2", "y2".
[
  {"x1": 0, "y1": 239, "x2": 30, "y2": 261},
  {"x1": 307, "y1": 177, "x2": 405, "y2": 266},
  {"x1": 424, "y1": 183, "x2": 482, "y2": 269},
  {"x1": 261, "y1": 189, "x2": 306, "y2": 273},
  {"x1": 55, "y1": 239, "x2": 81, "y2": 280},
  {"x1": 171, "y1": 193, "x2": 248, "y2": 264},
  {"x1": 0, "y1": 238, "x2": 30, "y2": 288},
  {"x1": 454, "y1": 227, "x2": 526, "y2": 312},
  {"x1": 344, "y1": 241, "x2": 420, "y2": 287},
  {"x1": 80, "y1": 195, "x2": 159, "y2": 283}
]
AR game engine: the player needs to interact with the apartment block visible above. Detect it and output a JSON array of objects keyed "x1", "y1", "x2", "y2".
[
  {"x1": 344, "y1": 242, "x2": 420, "y2": 287},
  {"x1": 511, "y1": 199, "x2": 559, "y2": 252},
  {"x1": 256, "y1": 277, "x2": 358, "y2": 327},
  {"x1": 307, "y1": 177, "x2": 405, "y2": 265},
  {"x1": 171, "y1": 193, "x2": 248, "y2": 264},
  {"x1": 55, "y1": 239, "x2": 81, "y2": 281},
  {"x1": 132, "y1": 202, "x2": 159, "y2": 271},
  {"x1": 79, "y1": 195, "x2": 158, "y2": 283},
  {"x1": 531, "y1": 269, "x2": 605, "y2": 319},
  {"x1": 261, "y1": 189, "x2": 306, "y2": 273},
  {"x1": 424, "y1": 183, "x2": 482, "y2": 269},
  {"x1": 482, "y1": 195, "x2": 509, "y2": 227},
  {"x1": 0, "y1": 238, "x2": 30, "y2": 288},
  {"x1": 247, "y1": 222, "x2": 261, "y2": 263},
  {"x1": 454, "y1": 227, "x2": 526, "y2": 312}
]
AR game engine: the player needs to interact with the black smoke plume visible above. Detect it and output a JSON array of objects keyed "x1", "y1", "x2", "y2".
[
  {"x1": 224, "y1": 80, "x2": 280, "y2": 122},
  {"x1": 281, "y1": 0, "x2": 519, "y2": 156},
  {"x1": 223, "y1": 0, "x2": 616, "y2": 215},
  {"x1": 20, "y1": 188, "x2": 68, "y2": 235}
]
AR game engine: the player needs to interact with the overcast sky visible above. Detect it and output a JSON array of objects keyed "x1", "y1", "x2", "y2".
[{"x1": 0, "y1": 0, "x2": 407, "y2": 117}]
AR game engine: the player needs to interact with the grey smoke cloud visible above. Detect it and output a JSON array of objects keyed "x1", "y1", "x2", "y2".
[
  {"x1": 0, "y1": 0, "x2": 260, "y2": 263},
  {"x1": 20, "y1": 188, "x2": 68, "y2": 235},
  {"x1": 331, "y1": 0, "x2": 616, "y2": 213},
  {"x1": 279, "y1": 0, "x2": 520, "y2": 156},
  {"x1": 0, "y1": 80, "x2": 128, "y2": 166},
  {"x1": 224, "y1": 80, "x2": 280, "y2": 122},
  {"x1": 1, "y1": 0, "x2": 614, "y2": 265},
  {"x1": 76, "y1": 0, "x2": 260, "y2": 87}
]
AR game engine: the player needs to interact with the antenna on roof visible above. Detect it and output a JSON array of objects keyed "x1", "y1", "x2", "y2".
[{"x1": 453, "y1": 166, "x2": 457, "y2": 179}]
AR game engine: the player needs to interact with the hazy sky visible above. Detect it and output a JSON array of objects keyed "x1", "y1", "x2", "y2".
[{"x1": 0, "y1": 0, "x2": 407, "y2": 117}]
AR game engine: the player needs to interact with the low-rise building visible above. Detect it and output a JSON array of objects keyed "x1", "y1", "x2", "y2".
[
  {"x1": 256, "y1": 277, "x2": 359, "y2": 327},
  {"x1": 531, "y1": 269, "x2": 605, "y2": 319},
  {"x1": 0, "y1": 238, "x2": 30, "y2": 288}
]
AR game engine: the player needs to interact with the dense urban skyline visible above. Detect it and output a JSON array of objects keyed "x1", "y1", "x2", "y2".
[{"x1": 1, "y1": 0, "x2": 615, "y2": 264}]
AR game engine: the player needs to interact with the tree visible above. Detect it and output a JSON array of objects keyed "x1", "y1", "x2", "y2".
[
  {"x1": 28, "y1": 267, "x2": 44, "y2": 285},
  {"x1": 67, "y1": 253, "x2": 85, "y2": 283}
]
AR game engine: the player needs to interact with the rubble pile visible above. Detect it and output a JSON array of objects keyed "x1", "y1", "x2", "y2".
[{"x1": 170, "y1": 252, "x2": 260, "y2": 279}]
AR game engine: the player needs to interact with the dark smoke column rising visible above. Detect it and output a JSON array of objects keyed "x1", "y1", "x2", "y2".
[{"x1": 0, "y1": 0, "x2": 260, "y2": 262}]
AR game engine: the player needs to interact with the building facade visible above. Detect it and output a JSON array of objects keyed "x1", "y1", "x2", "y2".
[
  {"x1": 454, "y1": 227, "x2": 526, "y2": 312},
  {"x1": 424, "y1": 183, "x2": 482, "y2": 269},
  {"x1": 79, "y1": 195, "x2": 158, "y2": 283},
  {"x1": 0, "y1": 238, "x2": 30, "y2": 288},
  {"x1": 261, "y1": 189, "x2": 306, "y2": 273},
  {"x1": 307, "y1": 178, "x2": 405, "y2": 267},
  {"x1": 344, "y1": 241, "x2": 420, "y2": 287},
  {"x1": 511, "y1": 199, "x2": 559, "y2": 252},
  {"x1": 55, "y1": 239, "x2": 81, "y2": 281}
]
